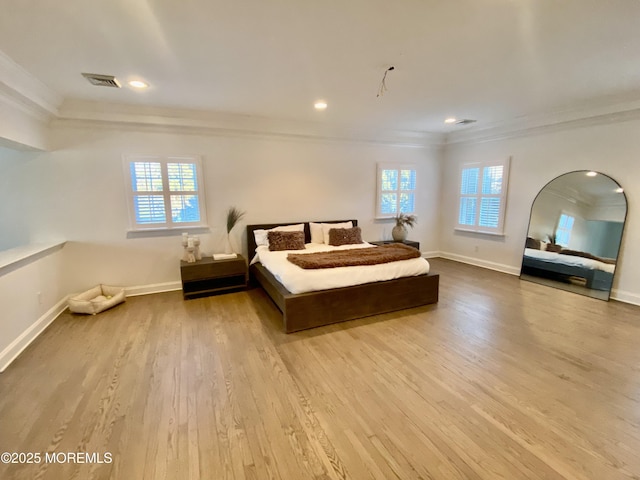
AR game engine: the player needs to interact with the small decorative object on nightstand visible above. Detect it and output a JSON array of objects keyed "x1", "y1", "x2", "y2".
[
  {"x1": 370, "y1": 240, "x2": 420, "y2": 251},
  {"x1": 392, "y1": 213, "x2": 417, "y2": 242},
  {"x1": 181, "y1": 233, "x2": 202, "y2": 263},
  {"x1": 180, "y1": 255, "x2": 248, "y2": 299}
]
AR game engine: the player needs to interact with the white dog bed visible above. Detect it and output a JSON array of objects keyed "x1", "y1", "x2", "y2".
[{"x1": 68, "y1": 284, "x2": 125, "y2": 315}]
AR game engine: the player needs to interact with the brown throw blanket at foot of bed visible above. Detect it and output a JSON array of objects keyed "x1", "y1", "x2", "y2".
[{"x1": 287, "y1": 243, "x2": 421, "y2": 269}]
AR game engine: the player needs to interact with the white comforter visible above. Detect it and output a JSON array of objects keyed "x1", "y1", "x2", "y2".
[
  {"x1": 524, "y1": 248, "x2": 615, "y2": 273},
  {"x1": 254, "y1": 242, "x2": 430, "y2": 294}
]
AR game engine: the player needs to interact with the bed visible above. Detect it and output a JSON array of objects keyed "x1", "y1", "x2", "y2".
[
  {"x1": 521, "y1": 247, "x2": 615, "y2": 291},
  {"x1": 247, "y1": 220, "x2": 439, "y2": 333}
]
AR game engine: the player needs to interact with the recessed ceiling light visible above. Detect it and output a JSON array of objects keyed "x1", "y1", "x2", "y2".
[
  {"x1": 128, "y1": 80, "x2": 148, "y2": 89},
  {"x1": 445, "y1": 118, "x2": 477, "y2": 125},
  {"x1": 314, "y1": 101, "x2": 328, "y2": 110},
  {"x1": 586, "y1": 171, "x2": 597, "y2": 177},
  {"x1": 615, "y1": 187, "x2": 624, "y2": 193}
]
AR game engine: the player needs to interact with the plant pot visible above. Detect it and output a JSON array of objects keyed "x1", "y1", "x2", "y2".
[
  {"x1": 224, "y1": 234, "x2": 234, "y2": 254},
  {"x1": 391, "y1": 225, "x2": 408, "y2": 242}
]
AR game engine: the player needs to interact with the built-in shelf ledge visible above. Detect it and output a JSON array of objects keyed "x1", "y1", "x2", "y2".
[{"x1": 0, "y1": 242, "x2": 66, "y2": 277}]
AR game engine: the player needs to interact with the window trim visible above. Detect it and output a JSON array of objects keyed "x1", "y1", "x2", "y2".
[
  {"x1": 456, "y1": 157, "x2": 510, "y2": 235},
  {"x1": 376, "y1": 163, "x2": 417, "y2": 219},
  {"x1": 123, "y1": 154, "x2": 208, "y2": 231}
]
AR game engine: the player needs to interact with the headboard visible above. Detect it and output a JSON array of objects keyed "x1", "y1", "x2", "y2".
[{"x1": 246, "y1": 219, "x2": 358, "y2": 261}]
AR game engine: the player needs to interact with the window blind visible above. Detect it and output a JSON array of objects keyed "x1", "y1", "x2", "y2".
[
  {"x1": 377, "y1": 164, "x2": 417, "y2": 217},
  {"x1": 125, "y1": 155, "x2": 207, "y2": 230},
  {"x1": 457, "y1": 159, "x2": 510, "y2": 233}
]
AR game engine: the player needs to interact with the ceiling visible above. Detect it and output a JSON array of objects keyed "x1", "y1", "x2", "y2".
[
  {"x1": 544, "y1": 171, "x2": 626, "y2": 206},
  {"x1": 1, "y1": 0, "x2": 640, "y2": 134}
]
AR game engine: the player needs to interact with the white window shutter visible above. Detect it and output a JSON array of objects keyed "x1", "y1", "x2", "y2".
[{"x1": 124, "y1": 155, "x2": 208, "y2": 231}]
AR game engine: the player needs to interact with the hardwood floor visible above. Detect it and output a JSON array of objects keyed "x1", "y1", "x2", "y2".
[{"x1": 1, "y1": 258, "x2": 640, "y2": 480}]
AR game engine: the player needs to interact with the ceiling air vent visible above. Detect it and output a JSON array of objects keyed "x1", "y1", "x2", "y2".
[
  {"x1": 81, "y1": 73, "x2": 121, "y2": 88},
  {"x1": 455, "y1": 119, "x2": 477, "y2": 125}
]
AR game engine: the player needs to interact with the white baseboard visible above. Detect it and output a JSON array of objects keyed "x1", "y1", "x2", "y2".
[
  {"x1": 437, "y1": 251, "x2": 521, "y2": 276},
  {"x1": 421, "y1": 250, "x2": 440, "y2": 259},
  {"x1": 0, "y1": 294, "x2": 70, "y2": 373},
  {"x1": 124, "y1": 281, "x2": 182, "y2": 297},
  {"x1": 610, "y1": 289, "x2": 640, "y2": 306},
  {"x1": 0, "y1": 281, "x2": 183, "y2": 373}
]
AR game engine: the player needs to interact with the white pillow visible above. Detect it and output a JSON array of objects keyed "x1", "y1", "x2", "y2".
[
  {"x1": 309, "y1": 222, "x2": 324, "y2": 244},
  {"x1": 321, "y1": 221, "x2": 353, "y2": 245},
  {"x1": 253, "y1": 223, "x2": 304, "y2": 247}
]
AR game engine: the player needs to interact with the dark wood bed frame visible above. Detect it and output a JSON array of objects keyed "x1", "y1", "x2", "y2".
[
  {"x1": 247, "y1": 220, "x2": 439, "y2": 333},
  {"x1": 521, "y1": 255, "x2": 614, "y2": 291}
]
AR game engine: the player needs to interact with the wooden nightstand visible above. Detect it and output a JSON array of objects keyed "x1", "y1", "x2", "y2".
[
  {"x1": 180, "y1": 255, "x2": 248, "y2": 299},
  {"x1": 370, "y1": 240, "x2": 420, "y2": 250}
]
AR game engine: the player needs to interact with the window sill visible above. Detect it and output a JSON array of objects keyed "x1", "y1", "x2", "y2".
[
  {"x1": 375, "y1": 215, "x2": 417, "y2": 221},
  {"x1": 0, "y1": 241, "x2": 66, "y2": 277},
  {"x1": 454, "y1": 227, "x2": 505, "y2": 237},
  {"x1": 126, "y1": 226, "x2": 211, "y2": 239}
]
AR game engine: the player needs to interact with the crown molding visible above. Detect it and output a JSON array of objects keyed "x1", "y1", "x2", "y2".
[
  {"x1": 446, "y1": 96, "x2": 640, "y2": 145},
  {"x1": 54, "y1": 99, "x2": 445, "y2": 148},
  {"x1": 0, "y1": 50, "x2": 62, "y2": 119}
]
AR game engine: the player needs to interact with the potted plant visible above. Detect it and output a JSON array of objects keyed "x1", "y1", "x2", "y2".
[
  {"x1": 392, "y1": 213, "x2": 417, "y2": 242},
  {"x1": 225, "y1": 206, "x2": 246, "y2": 253}
]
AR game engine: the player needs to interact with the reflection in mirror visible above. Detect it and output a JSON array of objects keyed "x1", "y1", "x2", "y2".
[{"x1": 520, "y1": 171, "x2": 627, "y2": 300}]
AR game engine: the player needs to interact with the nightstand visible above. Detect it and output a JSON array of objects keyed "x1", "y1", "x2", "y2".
[
  {"x1": 370, "y1": 240, "x2": 420, "y2": 250},
  {"x1": 180, "y1": 255, "x2": 248, "y2": 299}
]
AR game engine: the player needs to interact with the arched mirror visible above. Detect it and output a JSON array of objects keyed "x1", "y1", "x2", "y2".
[{"x1": 520, "y1": 171, "x2": 627, "y2": 300}]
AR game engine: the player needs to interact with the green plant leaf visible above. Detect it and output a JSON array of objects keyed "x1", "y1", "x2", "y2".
[{"x1": 226, "y1": 206, "x2": 246, "y2": 233}]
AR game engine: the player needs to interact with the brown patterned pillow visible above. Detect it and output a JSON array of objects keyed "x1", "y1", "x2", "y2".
[
  {"x1": 328, "y1": 227, "x2": 363, "y2": 246},
  {"x1": 525, "y1": 237, "x2": 541, "y2": 249},
  {"x1": 546, "y1": 243, "x2": 562, "y2": 253},
  {"x1": 268, "y1": 231, "x2": 306, "y2": 251}
]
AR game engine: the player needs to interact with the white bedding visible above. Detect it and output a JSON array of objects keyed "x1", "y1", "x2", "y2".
[
  {"x1": 255, "y1": 242, "x2": 430, "y2": 294},
  {"x1": 524, "y1": 248, "x2": 615, "y2": 273}
]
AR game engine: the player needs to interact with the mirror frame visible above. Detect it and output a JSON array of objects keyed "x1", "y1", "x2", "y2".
[{"x1": 520, "y1": 170, "x2": 628, "y2": 301}]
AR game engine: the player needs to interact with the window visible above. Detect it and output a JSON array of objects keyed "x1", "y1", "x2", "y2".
[
  {"x1": 124, "y1": 155, "x2": 208, "y2": 230},
  {"x1": 457, "y1": 157, "x2": 510, "y2": 234},
  {"x1": 376, "y1": 164, "x2": 416, "y2": 217},
  {"x1": 555, "y1": 213, "x2": 575, "y2": 246}
]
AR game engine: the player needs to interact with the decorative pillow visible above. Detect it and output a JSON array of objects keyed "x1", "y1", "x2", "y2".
[
  {"x1": 309, "y1": 222, "x2": 324, "y2": 244},
  {"x1": 321, "y1": 221, "x2": 353, "y2": 245},
  {"x1": 525, "y1": 237, "x2": 541, "y2": 249},
  {"x1": 546, "y1": 243, "x2": 562, "y2": 253},
  {"x1": 328, "y1": 227, "x2": 363, "y2": 246},
  {"x1": 268, "y1": 231, "x2": 306, "y2": 251},
  {"x1": 254, "y1": 223, "x2": 304, "y2": 247}
]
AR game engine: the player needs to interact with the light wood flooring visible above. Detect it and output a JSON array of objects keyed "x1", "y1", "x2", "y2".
[{"x1": 1, "y1": 258, "x2": 640, "y2": 480}]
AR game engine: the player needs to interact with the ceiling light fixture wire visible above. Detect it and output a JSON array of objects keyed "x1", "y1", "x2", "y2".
[{"x1": 377, "y1": 66, "x2": 395, "y2": 98}]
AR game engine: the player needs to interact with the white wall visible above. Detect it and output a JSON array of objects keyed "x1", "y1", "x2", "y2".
[
  {"x1": 441, "y1": 119, "x2": 639, "y2": 303},
  {"x1": 0, "y1": 99, "x2": 49, "y2": 151},
  {"x1": 0, "y1": 245, "x2": 67, "y2": 371},
  {"x1": 18, "y1": 123, "x2": 440, "y2": 293}
]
